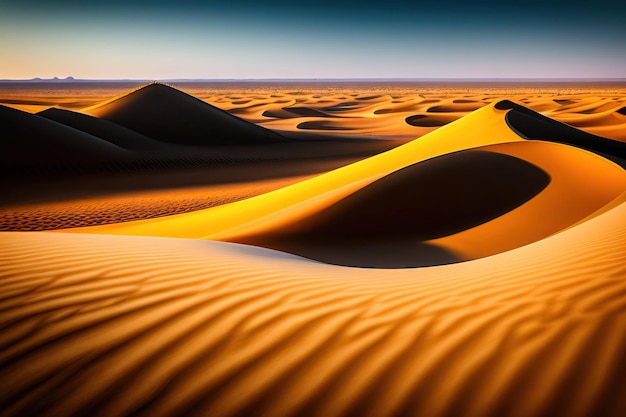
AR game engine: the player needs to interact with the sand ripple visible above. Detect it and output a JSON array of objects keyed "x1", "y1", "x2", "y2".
[{"x1": 1, "y1": 197, "x2": 625, "y2": 417}]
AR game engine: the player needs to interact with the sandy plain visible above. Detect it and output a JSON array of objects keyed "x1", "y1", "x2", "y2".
[{"x1": 0, "y1": 81, "x2": 625, "y2": 417}]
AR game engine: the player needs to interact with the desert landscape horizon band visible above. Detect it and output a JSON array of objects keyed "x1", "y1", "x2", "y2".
[{"x1": 1, "y1": 81, "x2": 625, "y2": 416}]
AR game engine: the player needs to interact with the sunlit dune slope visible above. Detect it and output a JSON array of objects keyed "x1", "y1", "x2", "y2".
[
  {"x1": 229, "y1": 142, "x2": 624, "y2": 267},
  {"x1": 84, "y1": 83, "x2": 285, "y2": 146},
  {"x1": 38, "y1": 108, "x2": 162, "y2": 151},
  {"x1": 69, "y1": 100, "x2": 626, "y2": 266},
  {"x1": 1, "y1": 194, "x2": 624, "y2": 417},
  {"x1": 426, "y1": 141, "x2": 626, "y2": 262},
  {"x1": 0, "y1": 104, "x2": 127, "y2": 166},
  {"x1": 70, "y1": 101, "x2": 526, "y2": 237},
  {"x1": 230, "y1": 148, "x2": 545, "y2": 267}
]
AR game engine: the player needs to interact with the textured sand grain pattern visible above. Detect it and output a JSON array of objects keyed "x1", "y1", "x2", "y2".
[{"x1": 1, "y1": 195, "x2": 625, "y2": 416}]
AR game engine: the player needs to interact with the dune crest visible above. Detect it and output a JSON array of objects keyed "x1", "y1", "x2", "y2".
[
  {"x1": 232, "y1": 150, "x2": 550, "y2": 267},
  {"x1": 84, "y1": 83, "x2": 285, "y2": 146},
  {"x1": 67, "y1": 101, "x2": 626, "y2": 267},
  {"x1": 67, "y1": 101, "x2": 526, "y2": 238},
  {"x1": 496, "y1": 100, "x2": 626, "y2": 166}
]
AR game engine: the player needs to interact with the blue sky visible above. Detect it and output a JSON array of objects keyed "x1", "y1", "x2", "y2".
[{"x1": 1, "y1": 0, "x2": 625, "y2": 79}]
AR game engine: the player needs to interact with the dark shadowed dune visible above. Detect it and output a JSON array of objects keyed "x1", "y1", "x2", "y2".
[
  {"x1": 263, "y1": 107, "x2": 333, "y2": 119},
  {"x1": 296, "y1": 121, "x2": 355, "y2": 131},
  {"x1": 496, "y1": 100, "x2": 626, "y2": 165},
  {"x1": 618, "y1": 106, "x2": 626, "y2": 116},
  {"x1": 427, "y1": 102, "x2": 485, "y2": 113},
  {"x1": 320, "y1": 102, "x2": 361, "y2": 112},
  {"x1": 554, "y1": 99, "x2": 576, "y2": 105},
  {"x1": 0, "y1": 105, "x2": 127, "y2": 166},
  {"x1": 38, "y1": 108, "x2": 162, "y2": 150},
  {"x1": 405, "y1": 114, "x2": 454, "y2": 127},
  {"x1": 85, "y1": 83, "x2": 285, "y2": 146},
  {"x1": 232, "y1": 150, "x2": 550, "y2": 268}
]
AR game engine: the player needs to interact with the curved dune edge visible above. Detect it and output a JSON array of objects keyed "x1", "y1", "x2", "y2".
[
  {"x1": 1, "y1": 199, "x2": 625, "y2": 417},
  {"x1": 225, "y1": 140, "x2": 624, "y2": 267},
  {"x1": 62, "y1": 103, "x2": 626, "y2": 267},
  {"x1": 83, "y1": 83, "x2": 284, "y2": 146},
  {"x1": 231, "y1": 149, "x2": 551, "y2": 268},
  {"x1": 427, "y1": 140, "x2": 626, "y2": 260},
  {"x1": 61, "y1": 102, "x2": 526, "y2": 238}
]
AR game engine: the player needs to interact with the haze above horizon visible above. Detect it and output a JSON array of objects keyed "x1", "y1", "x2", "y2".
[{"x1": 2, "y1": 0, "x2": 625, "y2": 80}]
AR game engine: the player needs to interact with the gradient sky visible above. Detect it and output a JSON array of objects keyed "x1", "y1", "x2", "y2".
[{"x1": 1, "y1": 0, "x2": 625, "y2": 79}]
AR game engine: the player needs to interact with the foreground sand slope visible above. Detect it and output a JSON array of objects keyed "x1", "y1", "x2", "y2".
[{"x1": 1, "y1": 194, "x2": 625, "y2": 417}]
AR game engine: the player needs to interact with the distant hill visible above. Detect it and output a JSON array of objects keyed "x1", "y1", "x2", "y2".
[{"x1": 84, "y1": 83, "x2": 285, "y2": 146}]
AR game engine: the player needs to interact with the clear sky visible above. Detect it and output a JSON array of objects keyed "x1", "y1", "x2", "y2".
[{"x1": 1, "y1": 0, "x2": 625, "y2": 80}]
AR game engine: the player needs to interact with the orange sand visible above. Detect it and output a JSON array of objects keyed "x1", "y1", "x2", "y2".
[{"x1": 1, "y1": 193, "x2": 624, "y2": 416}]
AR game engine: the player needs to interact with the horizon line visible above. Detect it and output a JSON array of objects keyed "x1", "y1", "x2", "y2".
[{"x1": 2, "y1": 77, "x2": 626, "y2": 83}]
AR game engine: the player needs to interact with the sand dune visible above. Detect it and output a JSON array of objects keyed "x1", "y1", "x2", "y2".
[
  {"x1": 227, "y1": 141, "x2": 624, "y2": 267},
  {"x1": 217, "y1": 90, "x2": 626, "y2": 143},
  {"x1": 67, "y1": 101, "x2": 526, "y2": 237},
  {"x1": 496, "y1": 100, "x2": 626, "y2": 166},
  {"x1": 231, "y1": 148, "x2": 551, "y2": 267},
  {"x1": 0, "y1": 104, "x2": 127, "y2": 166},
  {"x1": 2, "y1": 85, "x2": 405, "y2": 198},
  {"x1": 84, "y1": 83, "x2": 285, "y2": 146},
  {"x1": 66, "y1": 100, "x2": 626, "y2": 267},
  {"x1": 3, "y1": 84, "x2": 625, "y2": 143},
  {"x1": 405, "y1": 113, "x2": 459, "y2": 127},
  {"x1": 1, "y1": 193, "x2": 624, "y2": 417},
  {"x1": 38, "y1": 108, "x2": 162, "y2": 150}
]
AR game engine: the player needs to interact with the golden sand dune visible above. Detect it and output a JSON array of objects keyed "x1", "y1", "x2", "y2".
[
  {"x1": 224, "y1": 142, "x2": 624, "y2": 267},
  {"x1": 215, "y1": 90, "x2": 626, "y2": 143},
  {"x1": 84, "y1": 84, "x2": 285, "y2": 146},
  {"x1": 71, "y1": 101, "x2": 626, "y2": 267},
  {"x1": 1, "y1": 194, "x2": 624, "y2": 417},
  {"x1": 197, "y1": 89, "x2": 626, "y2": 142},
  {"x1": 68, "y1": 101, "x2": 526, "y2": 237}
]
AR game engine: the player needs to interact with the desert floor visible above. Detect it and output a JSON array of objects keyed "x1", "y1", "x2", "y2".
[{"x1": 1, "y1": 82, "x2": 625, "y2": 417}]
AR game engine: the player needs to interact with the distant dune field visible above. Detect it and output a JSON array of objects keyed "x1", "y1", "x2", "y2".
[{"x1": 1, "y1": 82, "x2": 625, "y2": 417}]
